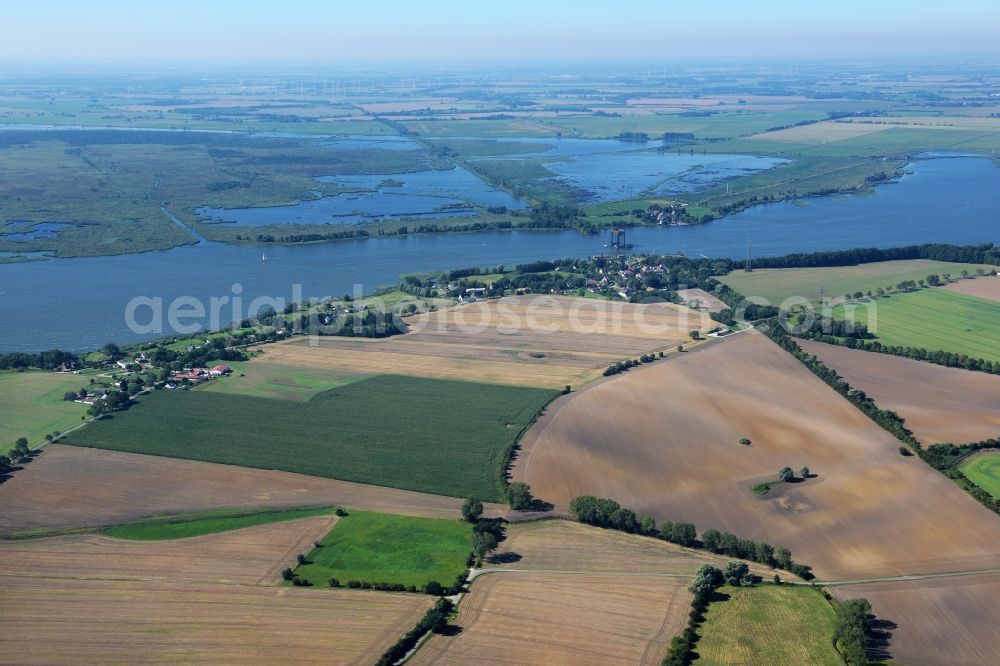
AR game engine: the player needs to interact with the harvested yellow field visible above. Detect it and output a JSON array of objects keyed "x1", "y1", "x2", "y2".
[
  {"x1": 263, "y1": 340, "x2": 597, "y2": 388},
  {"x1": 410, "y1": 573, "x2": 692, "y2": 666},
  {"x1": 261, "y1": 295, "x2": 709, "y2": 389},
  {"x1": 0, "y1": 577, "x2": 431, "y2": 665},
  {"x1": 841, "y1": 115, "x2": 1000, "y2": 129},
  {"x1": 0, "y1": 516, "x2": 335, "y2": 585},
  {"x1": 517, "y1": 331, "x2": 1000, "y2": 579},
  {"x1": 835, "y1": 574, "x2": 1000, "y2": 666},
  {"x1": 0, "y1": 445, "x2": 489, "y2": 537},
  {"x1": 749, "y1": 120, "x2": 892, "y2": 144},
  {"x1": 676, "y1": 287, "x2": 729, "y2": 313},
  {"x1": 495, "y1": 519, "x2": 777, "y2": 578}
]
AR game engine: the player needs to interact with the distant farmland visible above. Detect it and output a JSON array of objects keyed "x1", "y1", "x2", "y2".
[
  {"x1": 719, "y1": 259, "x2": 990, "y2": 304},
  {"x1": 65, "y1": 375, "x2": 557, "y2": 502},
  {"x1": 516, "y1": 331, "x2": 1000, "y2": 579},
  {"x1": 258, "y1": 295, "x2": 710, "y2": 389},
  {"x1": 798, "y1": 339, "x2": 1000, "y2": 445},
  {"x1": 832, "y1": 288, "x2": 1000, "y2": 363}
]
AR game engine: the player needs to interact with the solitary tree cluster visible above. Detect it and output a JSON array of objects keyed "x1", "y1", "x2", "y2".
[
  {"x1": 834, "y1": 598, "x2": 874, "y2": 666},
  {"x1": 471, "y1": 531, "x2": 497, "y2": 559},
  {"x1": 506, "y1": 482, "x2": 533, "y2": 510},
  {"x1": 723, "y1": 561, "x2": 753, "y2": 587},
  {"x1": 461, "y1": 497, "x2": 483, "y2": 523}
]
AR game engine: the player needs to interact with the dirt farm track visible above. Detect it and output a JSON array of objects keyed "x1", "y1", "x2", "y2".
[{"x1": 515, "y1": 330, "x2": 1000, "y2": 580}]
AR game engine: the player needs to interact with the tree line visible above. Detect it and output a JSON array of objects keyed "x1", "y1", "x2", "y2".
[
  {"x1": 568, "y1": 495, "x2": 812, "y2": 578},
  {"x1": 801, "y1": 335, "x2": 1000, "y2": 376},
  {"x1": 749, "y1": 242, "x2": 1000, "y2": 270},
  {"x1": 796, "y1": 317, "x2": 874, "y2": 340},
  {"x1": 375, "y1": 598, "x2": 453, "y2": 666},
  {"x1": 661, "y1": 564, "x2": 722, "y2": 665},
  {"x1": 834, "y1": 598, "x2": 881, "y2": 666},
  {"x1": 0, "y1": 349, "x2": 78, "y2": 371},
  {"x1": 663, "y1": 561, "x2": 760, "y2": 666}
]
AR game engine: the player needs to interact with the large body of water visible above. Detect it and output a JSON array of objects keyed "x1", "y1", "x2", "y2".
[
  {"x1": 454, "y1": 136, "x2": 786, "y2": 202},
  {"x1": 199, "y1": 167, "x2": 527, "y2": 227},
  {"x1": 545, "y1": 152, "x2": 787, "y2": 202},
  {"x1": 195, "y1": 135, "x2": 776, "y2": 225},
  {"x1": 1, "y1": 156, "x2": 998, "y2": 352}
]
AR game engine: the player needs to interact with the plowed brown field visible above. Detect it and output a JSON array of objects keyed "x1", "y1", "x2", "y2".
[
  {"x1": 797, "y1": 339, "x2": 1000, "y2": 445},
  {"x1": 0, "y1": 516, "x2": 335, "y2": 585},
  {"x1": 259, "y1": 295, "x2": 709, "y2": 388},
  {"x1": 0, "y1": 577, "x2": 431, "y2": 665},
  {"x1": 409, "y1": 573, "x2": 692, "y2": 665},
  {"x1": 835, "y1": 573, "x2": 1000, "y2": 666},
  {"x1": 0, "y1": 445, "x2": 494, "y2": 536},
  {"x1": 516, "y1": 330, "x2": 1000, "y2": 579},
  {"x1": 943, "y1": 276, "x2": 1000, "y2": 302}
]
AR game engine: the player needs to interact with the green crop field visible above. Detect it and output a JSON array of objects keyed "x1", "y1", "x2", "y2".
[
  {"x1": 291, "y1": 510, "x2": 471, "y2": 588},
  {"x1": 959, "y1": 453, "x2": 1000, "y2": 499},
  {"x1": 694, "y1": 584, "x2": 840, "y2": 666},
  {"x1": 103, "y1": 506, "x2": 335, "y2": 540},
  {"x1": 795, "y1": 126, "x2": 1000, "y2": 158},
  {"x1": 832, "y1": 288, "x2": 1000, "y2": 363},
  {"x1": 196, "y1": 360, "x2": 368, "y2": 401},
  {"x1": 0, "y1": 370, "x2": 96, "y2": 453},
  {"x1": 65, "y1": 375, "x2": 557, "y2": 501},
  {"x1": 720, "y1": 260, "x2": 991, "y2": 305}
]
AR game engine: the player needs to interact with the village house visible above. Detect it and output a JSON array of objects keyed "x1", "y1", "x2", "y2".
[
  {"x1": 74, "y1": 389, "x2": 108, "y2": 405},
  {"x1": 172, "y1": 367, "x2": 207, "y2": 382}
]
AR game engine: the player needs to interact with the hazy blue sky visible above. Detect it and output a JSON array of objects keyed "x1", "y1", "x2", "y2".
[{"x1": 2, "y1": 0, "x2": 998, "y2": 61}]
